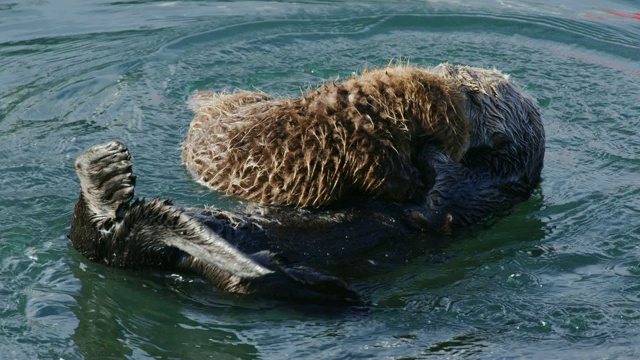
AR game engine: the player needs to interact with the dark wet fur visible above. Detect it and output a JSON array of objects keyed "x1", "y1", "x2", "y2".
[
  {"x1": 409, "y1": 64, "x2": 545, "y2": 229},
  {"x1": 69, "y1": 142, "x2": 443, "y2": 304}
]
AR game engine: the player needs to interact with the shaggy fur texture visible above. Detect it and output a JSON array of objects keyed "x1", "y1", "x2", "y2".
[
  {"x1": 185, "y1": 63, "x2": 545, "y2": 230},
  {"x1": 183, "y1": 65, "x2": 471, "y2": 208}
]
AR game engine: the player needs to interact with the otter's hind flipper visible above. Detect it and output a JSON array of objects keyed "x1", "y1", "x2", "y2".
[
  {"x1": 73, "y1": 141, "x2": 135, "y2": 226},
  {"x1": 71, "y1": 141, "x2": 273, "y2": 278},
  {"x1": 245, "y1": 251, "x2": 362, "y2": 304},
  {"x1": 119, "y1": 198, "x2": 273, "y2": 279},
  {"x1": 120, "y1": 204, "x2": 362, "y2": 303},
  {"x1": 70, "y1": 141, "x2": 361, "y2": 304}
]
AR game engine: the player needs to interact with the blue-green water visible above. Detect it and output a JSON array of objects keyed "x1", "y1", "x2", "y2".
[{"x1": 1, "y1": 0, "x2": 640, "y2": 358}]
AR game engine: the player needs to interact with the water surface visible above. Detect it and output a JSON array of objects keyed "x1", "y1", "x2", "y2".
[{"x1": 1, "y1": 0, "x2": 639, "y2": 358}]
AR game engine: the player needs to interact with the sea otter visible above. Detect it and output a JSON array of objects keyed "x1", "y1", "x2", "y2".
[
  {"x1": 69, "y1": 141, "x2": 441, "y2": 303},
  {"x1": 68, "y1": 64, "x2": 544, "y2": 302},
  {"x1": 183, "y1": 65, "x2": 471, "y2": 208}
]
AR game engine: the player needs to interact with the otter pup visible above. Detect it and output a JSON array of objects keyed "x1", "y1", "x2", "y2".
[
  {"x1": 184, "y1": 63, "x2": 544, "y2": 229},
  {"x1": 183, "y1": 65, "x2": 471, "y2": 208}
]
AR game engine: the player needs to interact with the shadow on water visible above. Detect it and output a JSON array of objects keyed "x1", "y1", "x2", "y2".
[
  {"x1": 67, "y1": 251, "x2": 261, "y2": 359},
  {"x1": 67, "y1": 246, "x2": 380, "y2": 359}
]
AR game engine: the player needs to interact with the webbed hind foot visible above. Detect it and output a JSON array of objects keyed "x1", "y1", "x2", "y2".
[{"x1": 74, "y1": 141, "x2": 136, "y2": 223}]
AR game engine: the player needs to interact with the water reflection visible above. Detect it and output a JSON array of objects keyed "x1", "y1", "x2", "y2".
[{"x1": 68, "y1": 253, "x2": 262, "y2": 358}]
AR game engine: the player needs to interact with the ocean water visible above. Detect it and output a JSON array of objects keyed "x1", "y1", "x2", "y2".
[{"x1": 1, "y1": 0, "x2": 639, "y2": 358}]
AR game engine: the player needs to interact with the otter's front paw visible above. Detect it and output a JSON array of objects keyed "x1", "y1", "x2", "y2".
[
  {"x1": 415, "y1": 144, "x2": 454, "y2": 190},
  {"x1": 74, "y1": 141, "x2": 136, "y2": 219}
]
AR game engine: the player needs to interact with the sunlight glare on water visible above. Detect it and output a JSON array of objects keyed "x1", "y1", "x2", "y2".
[{"x1": 0, "y1": 0, "x2": 639, "y2": 358}]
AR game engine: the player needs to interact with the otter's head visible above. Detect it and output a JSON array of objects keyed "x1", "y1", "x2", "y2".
[
  {"x1": 432, "y1": 63, "x2": 545, "y2": 185},
  {"x1": 433, "y1": 63, "x2": 544, "y2": 151}
]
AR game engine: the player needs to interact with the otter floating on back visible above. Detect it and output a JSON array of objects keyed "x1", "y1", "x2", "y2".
[{"x1": 68, "y1": 63, "x2": 545, "y2": 302}]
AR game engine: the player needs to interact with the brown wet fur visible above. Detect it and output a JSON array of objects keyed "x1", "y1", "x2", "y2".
[{"x1": 183, "y1": 65, "x2": 471, "y2": 208}]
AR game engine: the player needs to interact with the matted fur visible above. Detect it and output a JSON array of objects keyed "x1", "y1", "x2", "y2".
[{"x1": 183, "y1": 65, "x2": 471, "y2": 208}]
